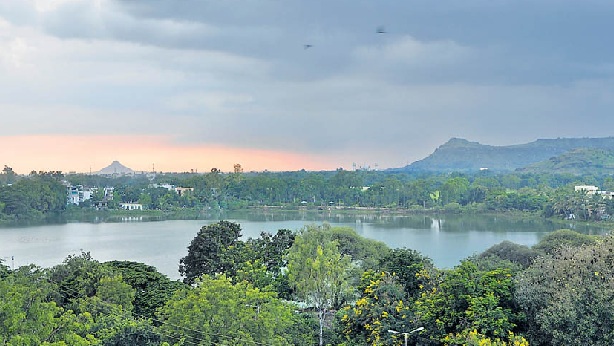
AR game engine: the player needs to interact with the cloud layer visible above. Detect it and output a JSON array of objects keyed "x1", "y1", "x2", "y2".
[{"x1": 1, "y1": 0, "x2": 614, "y2": 172}]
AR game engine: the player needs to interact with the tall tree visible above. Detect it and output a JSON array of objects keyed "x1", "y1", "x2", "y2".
[
  {"x1": 179, "y1": 220, "x2": 242, "y2": 284},
  {"x1": 286, "y1": 226, "x2": 354, "y2": 346}
]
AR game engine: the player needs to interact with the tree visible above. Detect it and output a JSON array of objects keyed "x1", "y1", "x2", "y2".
[
  {"x1": 0, "y1": 259, "x2": 9, "y2": 278},
  {"x1": 0, "y1": 267, "x2": 97, "y2": 345},
  {"x1": 378, "y1": 248, "x2": 433, "y2": 301},
  {"x1": 46, "y1": 252, "x2": 118, "y2": 309},
  {"x1": 329, "y1": 226, "x2": 390, "y2": 271},
  {"x1": 477, "y1": 241, "x2": 540, "y2": 269},
  {"x1": 414, "y1": 261, "x2": 520, "y2": 344},
  {"x1": 0, "y1": 175, "x2": 66, "y2": 220},
  {"x1": 515, "y1": 236, "x2": 614, "y2": 345},
  {"x1": 286, "y1": 225, "x2": 354, "y2": 346},
  {"x1": 46, "y1": 253, "x2": 159, "y2": 344},
  {"x1": 1, "y1": 165, "x2": 16, "y2": 184},
  {"x1": 429, "y1": 190, "x2": 441, "y2": 207},
  {"x1": 105, "y1": 261, "x2": 186, "y2": 319},
  {"x1": 246, "y1": 229, "x2": 295, "y2": 274},
  {"x1": 157, "y1": 275, "x2": 297, "y2": 345},
  {"x1": 532, "y1": 229, "x2": 597, "y2": 255},
  {"x1": 179, "y1": 220, "x2": 242, "y2": 284},
  {"x1": 338, "y1": 271, "x2": 418, "y2": 346}
]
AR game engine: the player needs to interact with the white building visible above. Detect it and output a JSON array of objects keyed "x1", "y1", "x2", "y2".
[
  {"x1": 119, "y1": 203, "x2": 143, "y2": 211},
  {"x1": 66, "y1": 185, "x2": 94, "y2": 205},
  {"x1": 575, "y1": 185, "x2": 599, "y2": 194}
]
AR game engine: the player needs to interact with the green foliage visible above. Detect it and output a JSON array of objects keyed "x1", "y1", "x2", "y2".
[
  {"x1": 179, "y1": 220, "x2": 243, "y2": 284},
  {"x1": 532, "y1": 229, "x2": 597, "y2": 255},
  {"x1": 98, "y1": 319, "x2": 160, "y2": 346},
  {"x1": 287, "y1": 225, "x2": 355, "y2": 346},
  {"x1": 95, "y1": 275, "x2": 135, "y2": 312},
  {"x1": 105, "y1": 260, "x2": 186, "y2": 319},
  {"x1": 0, "y1": 259, "x2": 9, "y2": 278},
  {"x1": 327, "y1": 225, "x2": 390, "y2": 270},
  {"x1": 477, "y1": 240, "x2": 540, "y2": 269},
  {"x1": 414, "y1": 261, "x2": 520, "y2": 344},
  {"x1": 9, "y1": 163, "x2": 614, "y2": 219},
  {"x1": 338, "y1": 271, "x2": 418, "y2": 345},
  {"x1": 1, "y1": 165, "x2": 17, "y2": 185},
  {"x1": 0, "y1": 268, "x2": 98, "y2": 345},
  {"x1": 0, "y1": 175, "x2": 66, "y2": 221},
  {"x1": 515, "y1": 236, "x2": 614, "y2": 345},
  {"x1": 46, "y1": 252, "x2": 120, "y2": 309},
  {"x1": 378, "y1": 248, "x2": 433, "y2": 301},
  {"x1": 157, "y1": 275, "x2": 297, "y2": 345},
  {"x1": 245, "y1": 228, "x2": 295, "y2": 274},
  {"x1": 522, "y1": 148, "x2": 614, "y2": 175},
  {"x1": 444, "y1": 329, "x2": 529, "y2": 346},
  {"x1": 235, "y1": 259, "x2": 276, "y2": 291}
]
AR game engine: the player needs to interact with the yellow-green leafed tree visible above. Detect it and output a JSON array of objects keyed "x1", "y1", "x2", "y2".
[
  {"x1": 287, "y1": 225, "x2": 354, "y2": 346},
  {"x1": 0, "y1": 271, "x2": 98, "y2": 345},
  {"x1": 157, "y1": 275, "x2": 296, "y2": 346}
]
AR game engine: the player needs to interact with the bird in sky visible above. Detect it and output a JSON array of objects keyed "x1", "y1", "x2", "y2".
[
  {"x1": 376, "y1": 25, "x2": 386, "y2": 34},
  {"x1": 304, "y1": 44, "x2": 313, "y2": 49}
]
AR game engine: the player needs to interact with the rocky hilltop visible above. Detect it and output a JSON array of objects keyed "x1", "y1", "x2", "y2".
[{"x1": 398, "y1": 137, "x2": 614, "y2": 172}]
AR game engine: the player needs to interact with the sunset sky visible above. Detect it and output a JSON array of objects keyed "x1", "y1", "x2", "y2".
[{"x1": 1, "y1": 1, "x2": 614, "y2": 173}]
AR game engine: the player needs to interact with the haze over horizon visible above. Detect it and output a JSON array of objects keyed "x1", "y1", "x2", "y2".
[{"x1": 2, "y1": 1, "x2": 614, "y2": 174}]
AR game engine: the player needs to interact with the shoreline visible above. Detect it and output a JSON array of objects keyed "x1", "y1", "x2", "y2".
[{"x1": 2, "y1": 206, "x2": 612, "y2": 232}]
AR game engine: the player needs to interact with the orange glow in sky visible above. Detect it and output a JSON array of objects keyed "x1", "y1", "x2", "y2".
[{"x1": 0, "y1": 135, "x2": 338, "y2": 174}]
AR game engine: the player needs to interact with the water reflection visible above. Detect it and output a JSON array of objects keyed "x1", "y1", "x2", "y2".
[{"x1": 0, "y1": 212, "x2": 610, "y2": 280}]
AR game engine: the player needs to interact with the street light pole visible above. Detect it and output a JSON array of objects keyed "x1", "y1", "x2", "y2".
[{"x1": 388, "y1": 327, "x2": 424, "y2": 346}]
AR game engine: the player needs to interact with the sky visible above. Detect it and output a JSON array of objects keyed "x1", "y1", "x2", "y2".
[{"x1": 1, "y1": 0, "x2": 614, "y2": 173}]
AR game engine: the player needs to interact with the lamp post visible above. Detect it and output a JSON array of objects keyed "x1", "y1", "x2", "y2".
[{"x1": 388, "y1": 327, "x2": 424, "y2": 346}]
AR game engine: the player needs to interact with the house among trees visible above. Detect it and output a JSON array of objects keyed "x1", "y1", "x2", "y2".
[
  {"x1": 119, "y1": 202, "x2": 143, "y2": 210},
  {"x1": 149, "y1": 183, "x2": 193, "y2": 196},
  {"x1": 575, "y1": 185, "x2": 614, "y2": 199},
  {"x1": 65, "y1": 183, "x2": 114, "y2": 206}
]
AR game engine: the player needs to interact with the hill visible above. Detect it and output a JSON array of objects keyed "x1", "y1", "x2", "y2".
[
  {"x1": 96, "y1": 161, "x2": 134, "y2": 175},
  {"x1": 518, "y1": 148, "x2": 614, "y2": 174},
  {"x1": 397, "y1": 137, "x2": 614, "y2": 172}
]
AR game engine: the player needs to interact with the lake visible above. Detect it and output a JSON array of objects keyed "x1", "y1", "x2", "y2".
[{"x1": 0, "y1": 211, "x2": 609, "y2": 280}]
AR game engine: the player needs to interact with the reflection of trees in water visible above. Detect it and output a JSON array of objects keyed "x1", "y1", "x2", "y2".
[
  {"x1": 232, "y1": 211, "x2": 610, "y2": 235},
  {"x1": 61, "y1": 209, "x2": 610, "y2": 236}
]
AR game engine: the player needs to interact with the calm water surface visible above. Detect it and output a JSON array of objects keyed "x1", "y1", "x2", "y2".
[{"x1": 0, "y1": 212, "x2": 609, "y2": 280}]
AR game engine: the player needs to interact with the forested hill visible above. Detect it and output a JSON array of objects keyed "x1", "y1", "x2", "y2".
[
  {"x1": 518, "y1": 148, "x2": 614, "y2": 174},
  {"x1": 397, "y1": 137, "x2": 614, "y2": 172}
]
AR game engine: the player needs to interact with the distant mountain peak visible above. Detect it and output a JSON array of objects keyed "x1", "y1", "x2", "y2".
[
  {"x1": 439, "y1": 137, "x2": 482, "y2": 148},
  {"x1": 96, "y1": 161, "x2": 134, "y2": 175}
]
